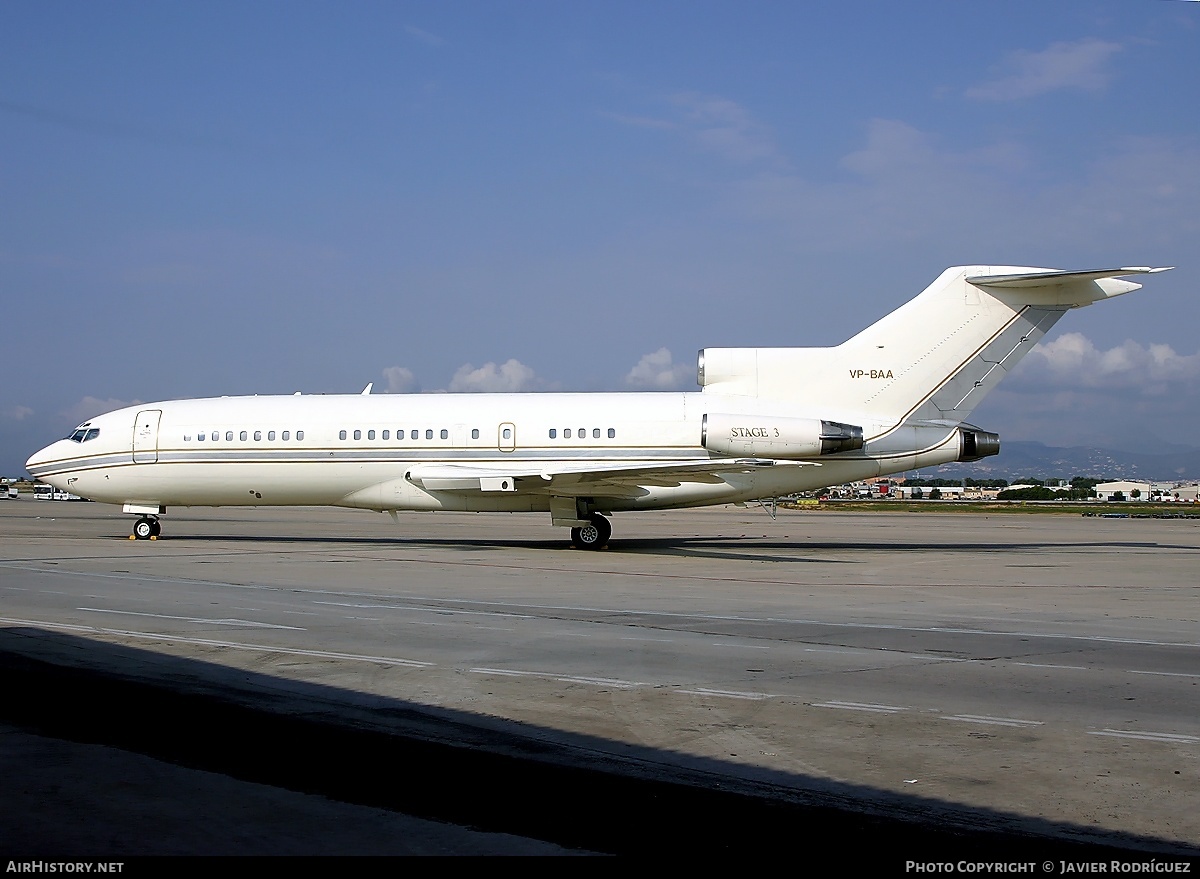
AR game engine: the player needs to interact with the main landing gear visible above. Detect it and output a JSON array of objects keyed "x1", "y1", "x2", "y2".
[
  {"x1": 570, "y1": 514, "x2": 611, "y2": 550},
  {"x1": 132, "y1": 517, "x2": 161, "y2": 540}
]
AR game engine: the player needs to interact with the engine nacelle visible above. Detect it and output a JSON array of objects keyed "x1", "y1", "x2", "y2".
[
  {"x1": 958, "y1": 428, "x2": 1001, "y2": 462},
  {"x1": 702, "y1": 413, "x2": 864, "y2": 459}
]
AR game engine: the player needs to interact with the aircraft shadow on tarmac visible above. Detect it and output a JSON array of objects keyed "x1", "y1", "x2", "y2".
[
  {"x1": 1, "y1": 626, "x2": 1196, "y2": 860},
  {"x1": 137, "y1": 528, "x2": 1183, "y2": 567}
]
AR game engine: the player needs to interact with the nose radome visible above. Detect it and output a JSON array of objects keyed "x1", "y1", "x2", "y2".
[{"x1": 26, "y1": 440, "x2": 63, "y2": 473}]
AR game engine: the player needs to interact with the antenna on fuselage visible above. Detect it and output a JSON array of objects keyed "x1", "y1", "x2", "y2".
[{"x1": 361, "y1": 383, "x2": 373, "y2": 395}]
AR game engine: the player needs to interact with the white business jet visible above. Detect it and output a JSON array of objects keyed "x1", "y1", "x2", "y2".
[{"x1": 26, "y1": 264, "x2": 1171, "y2": 548}]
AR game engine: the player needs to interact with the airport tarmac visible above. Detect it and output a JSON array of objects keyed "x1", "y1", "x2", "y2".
[{"x1": 1, "y1": 501, "x2": 1198, "y2": 858}]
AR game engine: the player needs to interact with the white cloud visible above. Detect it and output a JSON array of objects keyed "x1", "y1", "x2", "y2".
[
  {"x1": 966, "y1": 38, "x2": 1123, "y2": 101},
  {"x1": 382, "y1": 366, "x2": 418, "y2": 393},
  {"x1": 981, "y1": 333, "x2": 1200, "y2": 448},
  {"x1": 730, "y1": 118, "x2": 1029, "y2": 248},
  {"x1": 62, "y1": 397, "x2": 141, "y2": 425},
  {"x1": 625, "y1": 348, "x2": 695, "y2": 390},
  {"x1": 668, "y1": 92, "x2": 781, "y2": 164},
  {"x1": 1, "y1": 405, "x2": 33, "y2": 421},
  {"x1": 606, "y1": 92, "x2": 782, "y2": 165},
  {"x1": 1013, "y1": 332, "x2": 1200, "y2": 394},
  {"x1": 448, "y1": 359, "x2": 541, "y2": 392},
  {"x1": 404, "y1": 25, "x2": 445, "y2": 48},
  {"x1": 727, "y1": 120, "x2": 1199, "y2": 253}
]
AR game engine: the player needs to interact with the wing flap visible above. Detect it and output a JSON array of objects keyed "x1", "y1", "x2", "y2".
[{"x1": 405, "y1": 458, "x2": 816, "y2": 495}]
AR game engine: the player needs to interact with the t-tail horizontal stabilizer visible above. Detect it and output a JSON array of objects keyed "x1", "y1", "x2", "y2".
[{"x1": 699, "y1": 265, "x2": 1173, "y2": 429}]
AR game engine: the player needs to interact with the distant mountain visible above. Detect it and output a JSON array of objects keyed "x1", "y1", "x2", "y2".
[{"x1": 914, "y1": 441, "x2": 1200, "y2": 483}]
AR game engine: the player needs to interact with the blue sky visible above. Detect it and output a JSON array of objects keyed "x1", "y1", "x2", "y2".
[{"x1": 2, "y1": 1, "x2": 1198, "y2": 475}]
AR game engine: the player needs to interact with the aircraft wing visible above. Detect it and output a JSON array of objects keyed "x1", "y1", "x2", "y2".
[{"x1": 406, "y1": 458, "x2": 818, "y2": 497}]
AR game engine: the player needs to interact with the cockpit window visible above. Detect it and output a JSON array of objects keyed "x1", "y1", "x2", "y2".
[{"x1": 68, "y1": 423, "x2": 99, "y2": 443}]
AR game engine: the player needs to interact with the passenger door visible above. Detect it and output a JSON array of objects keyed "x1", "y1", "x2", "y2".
[{"x1": 132, "y1": 410, "x2": 162, "y2": 463}]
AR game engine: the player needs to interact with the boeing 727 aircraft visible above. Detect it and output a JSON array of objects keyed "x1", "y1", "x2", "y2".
[{"x1": 26, "y1": 264, "x2": 1171, "y2": 548}]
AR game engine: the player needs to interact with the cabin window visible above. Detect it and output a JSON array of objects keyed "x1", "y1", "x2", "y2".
[
  {"x1": 502, "y1": 427, "x2": 512, "y2": 440},
  {"x1": 353, "y1": 430, "x2": 361, "y2": 440},
  {"x1": 282, "y1": 431, "x2": 290, "y2": 441},
  {"x1": 226, "y1": 431, "x2": 234, "y2": 442},
  {"x1": 549, "y1": 429, "x2": 556, "y2": 439},
  {"x1": 367, "y1": 430, "x2": 375, "y2": 440},
  {"x1": 608, "y1": 428, "x2": 616, "y2": 438},
  {"x1": 593, "y1": 428, "x2": 601, "y2": 439},
  {"x1": 564, "y1": 428, "x2": 571, "y2": 438},
  {"x1": 471, "y1": 428, "x2": 479, "y2": 439},
  {"x1": 339, "y1": 430, "x2": 347, "y2": 440},
  {"x1": 296, "y1": 430, "x2": 304, "y2": 441},
  {"x1": 425, "y1": 429, "x2": 433, "y2": 440},
  {"x1": 211, "y1": 430, "x2": 220, "y2": 441},
  {"x1": 440, "y1": 429, "x2": 448, "y2": 440},
  {"x1": 183, "y1": 435, "x2": 192, "y2": 442},
  {"x1": 240, "y1": 431, "x2": 248, "y2": 441},
  {"x1": 197, "y1": 433, "x2": 205, "y2": 441},
  {"x1": 268, "y1": 431, "x2": 276, "y2": 441},
  {"x1": 254, "y1": 431, "x2": 262, "y2": 441},
  {"x1": 411, "y1": 430, "x2": 419, "y2": 440},
  {"x1": 577, "y1": 428, "x2": 585, "y2": 439},
  {"x1": 382, "y1": 430, "x2": 389, "y2": 440},
  {"x1": 396, "y1": 430, "x2": 404, "y2": 440}
]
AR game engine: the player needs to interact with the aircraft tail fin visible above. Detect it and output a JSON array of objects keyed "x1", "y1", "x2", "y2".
[{"x1": 699, "y1": 265, "x2": 1172, "y2": 428}]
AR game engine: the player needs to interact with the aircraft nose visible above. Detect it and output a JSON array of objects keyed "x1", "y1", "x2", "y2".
[{"x1": 26, "y1": 440, "x2": 63, "y2": 475}]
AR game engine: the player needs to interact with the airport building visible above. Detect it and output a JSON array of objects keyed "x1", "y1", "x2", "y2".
[{"x1": 1094, "y1": 481, "x2": 1200, "y2": 502}]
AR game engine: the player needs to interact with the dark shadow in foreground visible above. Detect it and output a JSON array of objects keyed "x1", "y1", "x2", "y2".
[{"x1": 1, "y1": 627, "x2": 1196, "y2": 861}]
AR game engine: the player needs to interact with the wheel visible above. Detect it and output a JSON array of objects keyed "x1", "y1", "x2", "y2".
[
  {"x1": 150, "y1": 519, "x2": 161, "y2": 538},
  {"x1": 133, "y1": 517, "x2": 155, "y2": 540},
  {"x1": 570, "y1": 514, "x2": 611, "y2": 550}
]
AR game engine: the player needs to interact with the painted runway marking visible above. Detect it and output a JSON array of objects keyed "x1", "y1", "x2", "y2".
[
  {"x1": 557, "y1": 676, "x2": 637, "y2": 688},
  {"x1": 1013, "y1": 662, "x2": 1088, "y2": 670},
  {"x1": 314, "y1": 600, "x2": 535, "y2": 620},
  {"x1": 469, "y1": 671, "x2": 768, "y2": 695},
  {"x1": 0, "y1": 616, "x2": 433, "y2": 667},
  {"x1": 804, "y1": 647, "x2": 870, "y2": 655},
  {"x1": 77, "y1": 607, "x2": 305, "y2": 631},
  {"x1": 399, "y1": 596, "x2": 1200, "y2": 650},
  {"x1": 941, "y1": 714, "x2": 1044, "y2": 728},
  {"x1": 16, "y1": 561, "x2": 1191, "y2": 650},
  {"x1": 712, "y1": 642, "x2": 771, "y2": 649},
  {"x1": 677, "y1": 687, "x2": 772, "y2": 700},
  {"x1": 812, "y1": 700, "x2": 908, "y2": 714},
  {"x1": 468, "y1": 666, "x2": 530, "y2": 678},
  {"x1": 620, "y1": 636, "x2": 675, "y2": 643},
  {"x1": 1089, "y1": 729, "x2": 1200, "y2": 744},
  {"x1": 1129, "y1": 669, "x2": 1200, "y2": 679},
  {"x1": 468, "y1": 667, "x2": 646, "y2": 689}
]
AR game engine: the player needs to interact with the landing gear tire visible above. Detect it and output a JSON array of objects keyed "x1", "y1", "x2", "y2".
[
  {"x1": 571, "y1": 514, "x2": 611, "y2": 550},
  {"x1": 133, "y1": 517, "x2": 158, "y2": 540}
]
